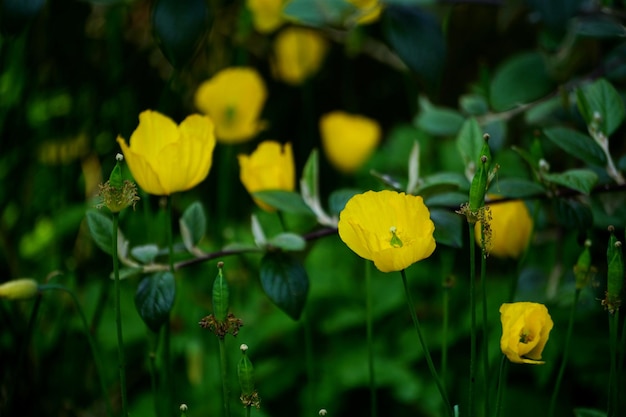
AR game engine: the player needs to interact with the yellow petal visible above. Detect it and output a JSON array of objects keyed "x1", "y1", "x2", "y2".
[
  {"x1": 272, "y1": 27, "x2": 328, "y2": 85},
  {"x1": 475, "y1": 197, "x2": 533, "y2": 258},
  {"x1": 117, "y1": 135, "x2": 168, "y2": 195},
  {"x1": 247, "y1": 0, "x2": 287, "y2": 33},
  {"x1": 499, "y1": 302, "x2": 553, "y2": 365}
]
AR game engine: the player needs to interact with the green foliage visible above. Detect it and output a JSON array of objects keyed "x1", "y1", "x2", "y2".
[
  {"x1": 134, "y1": 271, "x2": 176, "y2": 332},
  {"x1": 260, "y1": 252, "x2": 309, "y2": 320}
]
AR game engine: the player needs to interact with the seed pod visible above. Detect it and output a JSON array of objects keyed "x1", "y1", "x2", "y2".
[
  {"x1": 605, "y1": 227, "x2": 623, "y2": 312},
  {"x1": 238, "y1": 345, "x2": 255, "y2": 396},
  {"x1": 469, "y1": 135, "x2": 491, "y2": 212},
  {"x1": 573, "y1": 240, "x2": 594, "y2": 290},
  {"x1": 212, "y1": 262, "x2": 229, "y2": 322}
]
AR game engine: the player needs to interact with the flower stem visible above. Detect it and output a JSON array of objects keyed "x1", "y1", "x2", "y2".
[
  {"x1": 218, "y1": 337, "x2": 231, "y2": 417},
  {"x1": 112, "y1": 212, "x2": 129, "y2": 417},
  {"x1": 494, "y1": 354, "x2": 508, "y2": 417},
  {"x1": 366, "y1": 260, "x2": 377, "y2": 417},
  {"x1": 303, "y1": 310, "x2": 316, "y2": 417},
  {"x1": 479, "y1": 223, "x2": 490, "y2": 417},
  {"x1": 400, "y1": 270, "x2": 454, "y2": 417},
  {"x1": 608, "y1": 309, "x2": 620, "y2": 417},
  {"x1": 164, "y1": 196, "x2": 175, "y2": 415},
  {"x1": 468, "y1": 224, "x2": 477, "y2": 417},
  {"x1": 548, "y1": 288, "x2": 581, "y2": 417}
]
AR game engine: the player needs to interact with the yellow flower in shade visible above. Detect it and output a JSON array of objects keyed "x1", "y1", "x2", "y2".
[
  {"x1": 272, "y1": 27, "x2": 328, "y2": 86},
  {"x1": 0, "y1": 279, "x2": 39, "y2": 300},
  {"x1": 117, "y1": 110, "x2": 216, "y2": 196},
  {"x1": 194, "y1": 67, "x2": 267, "y2": 143},
  {"x1": 346, "y1": 0, "x2": 382, "y2": 25},
  {"x1": 238, "y1": 141, "x2": 295, "y2": 211},
  {"x1": 320, "y1": 111, "x2": 381, "y2": 174},
  {"x1": 500, "y1": 302, "x2": 554, "y2": 364},
  {"x1": 247, "y1": 0, "x2": 287, "y2": 34},
  {"x1": 338, "y1": 190, "x2": 436, "y2": 272},
  {"x1": 475, "y1": 197, "x2": 533, "y2": 258}
]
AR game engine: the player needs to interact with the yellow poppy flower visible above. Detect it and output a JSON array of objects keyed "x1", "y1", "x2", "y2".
[
  {"x1": 346, "y1": 0, "x2": 382, "y2": 25},
  {"x1": 499, "y1": 302, "x2": 553, "y2": 364},
  {"x1": 272, "y1": 27, "x2": 328, "y2": 86},
  {"x1": 238, "y1": 141, "x2": 295, "y2": 211},
  {"x1": 319, "y1": 111, "x2": 381, "y2": 174},
  {"x1": 475, "y1": 197, "x2": 533, "y2": 258},
  {"x1": 247, "y1": 0, "x2": 287, "y2": 34},
  {"x1": 194, "y1": 67, "x2": 267, "y2": 143},
  {"x1": 0, "y1": 279, "x2": 39, "y2": 300},
  {"x1": 338, "y1": 190, "x2": 436, "y2": 272},
  {"x1": 117, "y1": 110, "x2": 216, "y2": 196}
]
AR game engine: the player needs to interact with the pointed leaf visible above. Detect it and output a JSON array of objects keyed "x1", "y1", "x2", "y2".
[
  {"x1": 415, "y1": 97, "x2": 464, "y2": 136},
  {"x1": 131, "y1": 244, "x2": 159, "y2": 264},
  {"x1": 576, "y1": 78, "x2": 625, "y2": 136},
  {"x1": 543, "y1": 169, "x2": 598, "y2": 195},
  {"x1": 489, "y1": 178, "x2": 546, "y2": 199},
  {"x1": 268, "y1": 233, "x2": 306, "y2": 251},
  {"x1": 180, "y1": 201, "x2": 206, "y2": 251},
  {"x1": 135, "y1": 271, "x2": 176, "y2": 332},
  {"x1": 253, "y1": 191, "x2": 315, "y2": 216},
  {"x1": 328, "y1": 188, "x2": 360, "y2": 215},
  {"x1": 86, "y1": 209, "x2": 113, "y2": 255},
  {"x1": 554, "y1": 198, "x2": 593, "y2": 230},
  {"x1": 543, "y1": 126, "x2": 606, "y2": 166},
  {"x1": 260, "y1": 252, "x2": 309, "y2": 320},
  {"x1": 430, "y1": 208, "x2": 463, "y2": 248},
  {"x1": 456, "y1": 117, "x2": 484, "y2": 168}
]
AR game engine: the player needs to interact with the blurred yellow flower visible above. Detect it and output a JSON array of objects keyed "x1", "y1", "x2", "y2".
[
  {"x1": 338, "y1": 190, "x2": 436, "y2": 272},
  {"x1": 272, "y1": 27, "x2": 328, "y2": 85},
  {"x1": 195, "y1": 67, "x2": 267, "y2": 143},
  {"x1": 117, "y1": 110, "x2": 216, "y2": 196},
  {"x1": 500, "y1": 302, "x2": 553, "y2": 364},
  {"x1": 0, "y1": 279, "x2": 39, "y2": 300},
  {"x1": 320, "y1": 111, "x2": 381, "y2": 173},
  {"x1": 346, "y1": 0, "x2": 382, "y2": 25},
  {"x1": 238, "y1": 141, "x2": 295, "y2": 211},
  {"x1": 247, "y1": 0, "x2": 287, "y2": 34},
  {"x1": 475, "y1": 197, "x2": 532, "y2": 258}
]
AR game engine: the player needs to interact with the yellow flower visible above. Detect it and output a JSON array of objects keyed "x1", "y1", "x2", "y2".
[
  {"x1": 338, "y1": 190, "x2": 436, "y2": 272},
  {"x1": 0, "y1": 279, "x2": 39, "y2": 300},
  {"x1": 238, "y1": 141, "x2": 295, "y2": 211},
  {"x1": 346, "y1": 0, "x2": 382, "y2": 25},
  {"x1": 475, "y1": 197, "x2": 533, "y2": 258},
  {"x1": 117, "y1": 110, "x2": 216, "y2": 196},
  {"x1": 247, "y1": 0, "x2": 287, "y2": 34},
  {"x1": 319, "y1": 111, "x2": 381, "y2": 173},
  {"x1": 500, "y1": 302, "x2": 554, "y2": 364},
  {"x1": 195, "y1": 67, "x2": 267, "y2": 143},
  {"x1": 272, "y1": 27, "x2": 328, "y2": 86}
]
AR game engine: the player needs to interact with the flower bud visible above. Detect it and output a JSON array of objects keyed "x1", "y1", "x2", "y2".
[
  {"x1": 573, "y1": 239, "x2": 596, "y2": 290},
  {"x1": 212, "y1": 262, "x2": 229, "y2": 322},
  {"x1": 238, "y1": 346, "x2": 256, "y2": 397},
  {"x1": 604, "y1": 226, "x2": 623, "y2": 313},
  {"x1": 469, "y1": 135, "x2": 491, "y2": 212},
  {"x1": 97, "y1": 157, "x2": 139, "y2": 213},
  {"x1": 0, "y1": 279, "x2": 39, "y2": 300}
]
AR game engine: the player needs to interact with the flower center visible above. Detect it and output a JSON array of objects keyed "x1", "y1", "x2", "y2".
[
  {"x1": 389, "y1": 226, "x2": 403, "y2": 248},
  {"x1": 224, "y1": 106, "x2": 237, "y2": 125},
  {"x1": 519, "y1": 331, "x2": 534, "y2": 344}
]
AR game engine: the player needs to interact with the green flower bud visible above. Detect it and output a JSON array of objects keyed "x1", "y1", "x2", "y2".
[
  {"x1": 469, "y1": 135, "x2": 491, "y2": 212},
  {"x1": 0, "y1": 278, "x2": 39, "y2": 300},
  {"x1": 212, "y1": 262, "x2": 229, "y2": 322},
  {"x1": 604, "y1": 226, "x2": 623, "y2": 313},
  {"x1": 573, "y1": 239, "x2": 595, "y2": 290},
  {"x1": 238, "y1": 344, "x2": 255, "y2": 396},
  {"x1": 97, "y1": 154, "x2": 139, "y2": 213}
]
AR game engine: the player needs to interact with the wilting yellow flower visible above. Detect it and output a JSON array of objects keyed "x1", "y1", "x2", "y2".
[
  {"x1": 238, "y1": 141, "x2": 295, "y2": 211},
  {"x1": 117, "y1": 110, "x2": 216, "y2": 195},
  {"x1": 338, "y1": 190, "x2": 436, "y2": 272},
  {"x1": 0, "y1": 279, "x2": 39, "y2": 300},
  {"x1": 475, "y1": 197, "x2": 533, "y2": 258},
  {"x1": 272, "y1": 27, "x2": 328, "y2": 86},
  {"x1": 346, "y1": 0, "x2": 382, "y2": 25},
  {"x1": 247, "y1": 0, "x2": 287, "y2": 34},
  {"x1": 195, "y1": 67, "x2": 267, "y2": 143},
  {"x1": 500, "y1": 302, "x2": 553, "y2": 364},
  {"x1": 320, "y1": 111, "x2": 381, "y2": 174}
]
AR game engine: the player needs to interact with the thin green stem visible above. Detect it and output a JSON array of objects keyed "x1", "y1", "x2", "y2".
[
  {"x1": 494, "y1": 354, "x2": 508, "y2": 417},
  {"x1": 303, "y1": 311, "x2": 315, "y2": 417},
  {"x1": 41, "y1": 284, "x2": 114, "y2": 417},
  {"x1": 148, "y1": 331, "x2": 161, "y2": 417},
  {"x1": 218, "y1": 337, "x2": 231, "y2": 417},
  {"x1": 480, "y1": 229, "x2": 490, "y2": 417},
  {"x1": 112, "y1": 212, "x2": 129, "y2": 417},
  {"x1": 365, "y1": 261, "x2": 377, "y2": 417},
  {"x1": 548, "y1": 288, "x2": 581, "y2": 417},
  {"x1": 90, "y1": 277, "x2": 111, "y2": 332},
  {"x1": 400, "y1": 270, "x2": 454, "y2": 417},
  {"x1": 619, "y1": 309, "x2": 626, "y2": 371},
  {"x1": 608, "y1": 310, "x2": 620, "y2": 417},
  {"x1": 468, "y1": 224, "x2": 477, "y2": 417},
  {"x1": 164, "y1": 196, "x2": 174, "y2": 415},
  {"x1": 441, "y1": 281, "x2": 450, "y2": 386}
]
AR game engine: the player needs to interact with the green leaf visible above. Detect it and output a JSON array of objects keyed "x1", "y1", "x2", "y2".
[
  {"x1": 135, "y1": 271, "x2": 176, "y2": 332},
  {"x1": 525, "y1": 0, "x2": 583, "y2": 32},
  {"x1": 574, "y1": 15, "x2": 626, "y2": 38},
  {"x1": 260, "y1": 252, "x2": 309, "y2": 320},
  {"x1": 416, "y1": 172, "x2": 469, "y2": 198},
  {"x1": 430, "y1": 209, "x2": 463, "y2": 248},
  {"x1": 86, "y1": 209, "x2": 113, "y2": 255},
  {"x1": 328, "y1": 188, "x2": 360, "y2": 215},
  {"x1": 554, "y1": 198, "x2": 593, "y2": 230},
  {"x1": 268, "y1": 233, "x2": 306, "y2": 251},
  {"x1": 543, "y1": 126, "x2": 606, "y2": 166},
  {"x1": 283, "y1": 0, "x2": 354, "y2": 27},
  {"x1": 424, "y1": 191, "x2": 468, "y2": 208},
  {"x1": 577, "y1": 78, "x2": 626, "y2": 136},
  {"x1": 573, "y1": 408, "x2": 608, "y2": 417},
  {"x1": 543, "y1": 169, "x2": 598, "y2": 195},
  {"x1": 414, "y1": 97, "x2": 465, "y2": 136},
  {"x1": 152, "y1": 0, "x2": 209, "y2": 68},
  {"x1": 382, "y1": 6, "x2": 446, "y2": 84},
  {"x1": 131, "y1": 244, "x2": 159, "y2": 264},
  {"x1": 253, "y1": 191, "x2": 315, "y2": 216},
  {"x1": 456, "y1": 117, "x2": 484, "y2": 168},
  {"x1": 459, "y1": 94, "x2": 489, "y2": 116},
  {"x1": 489, "y1": 178, "x2": 546, "y2": 199},
  {"x1": 490, "y1": 52, "x2": 553, "y2": 111},
  {"x1": 180, "y1": 201, "x2": 206, "y2": 251}
]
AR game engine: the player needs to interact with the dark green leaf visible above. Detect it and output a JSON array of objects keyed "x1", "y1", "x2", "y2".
[
  {"x1": 430, "y1": 209, "x2": 463, "y2": 248},
  {"x1": 554, "y1": 198, "x2": 593, "y2": 230},
  {"x1": 131, "y1": 244, "x2": 159, "y2": 264},
  {"x1": 459, "y1": 94, "x2": 489, "y2": 116},
  {"x1": 576, "y1": 78, "x2": 626, "y2": 136},
  {"x1": 260, "y1": 252, "x2": 309, "y2": 320},
  {"x1": 152, "y1": 0, "x2": 209, "y2": 68},
  {"x1": 86, "y1": 209, "x2": 113, "y2": 255},
  {"x1": 180, "y1": 201, "x2": 206, "y2": 251},
  {"x1": 417, "y1": 172, "x2": 469, "y2": 198},
  {"x1": 415, "y1": 97, "x2": 464, "y2": 136},
  {"x1": 525, "y1": 0, "x2": 583, "y2": 32},
  {"x1": 543, "y1": 169, "x2": 598, "y2": 195},
  {"x1": 490, "y1": 52, "x2": 553, "y2": 111},
  {"x1": 328, "y1": 188, "x2": 361, "y2": 215},
  {"x1": 283, "y1": 0, "x2": 354, "y2": 27},
  {"x1": 489, "y1": 178, "x2": 546, "y2": 199},
  {"x1": 573, "y1": 408, "x2": 608, "y2": 417},
  {"x1": 424, "y1": 191, "x2": 468, "y2": 208},
  {"x1": 543, "y1": 126, "x2": 606, "y2": 166},
  {"x1": 253, "y1": 190, "x2": 315, "y2": 215},
  {"x1": 574, "y1": 15, "x2": 626, "y2": 38},
  {"x1": 382, "y1": 6, "x2": 446, "y2": 84},
  {"x1": 268, "y1": 233, "x2": 306, "y2": 251},
  {"x1": 135, "y1": 271, "x2": 176, "y2": 332},
  {"x1": 456, "y1": 117, "x2": 483, "y2": 168}
]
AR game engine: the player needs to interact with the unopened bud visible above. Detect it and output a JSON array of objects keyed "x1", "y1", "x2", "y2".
[
  {"x1": 319, "y1": 409, "x2": 328, "y2": 416},
  {"x1": 0, "y1": 279, "x2": 39, "y2": 300},
  {"x1": 604, "y1": 227, "x2": 623, "y2": 314},
  {"x1": 212, "y1": 262, "x2": 229, "y2": 322}
]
